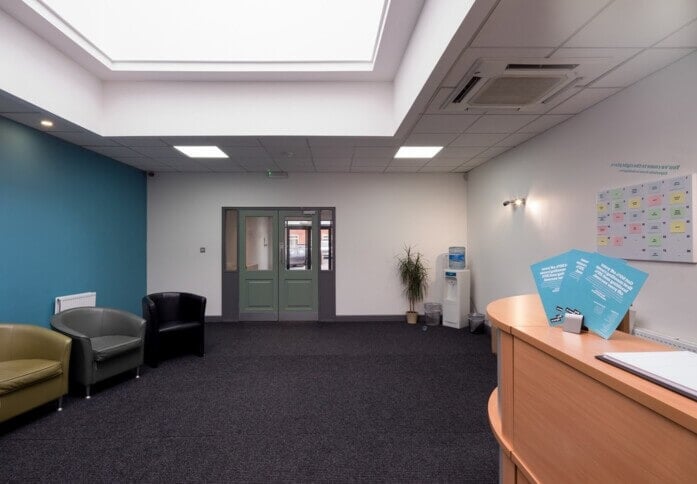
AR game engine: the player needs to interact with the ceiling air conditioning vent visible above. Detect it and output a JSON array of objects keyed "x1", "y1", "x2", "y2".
[{"x1": 442, "y1": 59, "x2": 586, "y2": 112}]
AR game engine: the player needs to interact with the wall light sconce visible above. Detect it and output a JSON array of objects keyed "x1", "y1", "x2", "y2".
[{"x1": 503, "y1": 197, "x2": 526, "y2": 207}]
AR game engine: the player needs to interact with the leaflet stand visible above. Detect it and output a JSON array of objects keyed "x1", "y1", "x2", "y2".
[{"x1": 562, "y1": 313, "x2": 585, "y2": 334}]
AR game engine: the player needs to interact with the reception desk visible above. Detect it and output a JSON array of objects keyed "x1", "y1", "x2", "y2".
[{"x1": 487, "y1": 294, "x2": 697, "y2": 483}]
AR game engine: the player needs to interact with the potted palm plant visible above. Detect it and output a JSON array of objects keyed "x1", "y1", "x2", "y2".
[{"x1": 397, "y1": 246, "x2": 429, "y2": 324}]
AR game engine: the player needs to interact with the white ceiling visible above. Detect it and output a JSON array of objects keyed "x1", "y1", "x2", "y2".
[{"x1": 1, "y1": 0, "x2": 697, "y2": 175}]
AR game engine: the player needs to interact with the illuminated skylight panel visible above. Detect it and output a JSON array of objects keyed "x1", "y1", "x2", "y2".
[
  {"x1": 174, "y1": 146, "x2": 228, "y2": 158},
  {"x1": 41, "y1": 0, "x2": 387, "y2": 64},
  {"x1": 395, "y1": 146, "x2": 443, "y2": 158}
]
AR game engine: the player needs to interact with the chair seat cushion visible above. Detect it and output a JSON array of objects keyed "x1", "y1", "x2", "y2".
[
  {"x1": 91, "y1": 335, "x2": 142, "y2": 362},
  {"x1": 0, "y1": 359, "x2": 63, "y2": 396},
  {"x1": 159, "y1": 320, "x2": 201, "y2": 333}
]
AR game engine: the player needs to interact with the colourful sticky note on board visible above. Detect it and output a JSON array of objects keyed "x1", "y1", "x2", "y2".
[
  {"x1": 646, "y1": 222, "x2": 662, "y2": 233},
  {"x1": 671, "y1": 206, "x2": 685, "y2": 218},
  {"x1": 628, "y1": 197, "x2": 641, "y2": 209},
  {"x1": 647, "y1": 194, "x2": 662, "y2": 206},
  {"x1": 670, "y1": 191, "x2": 685, "y2": 204},
  {"x1": 612, "y1": 200, "x2": 625, "y2": 211},
  {"x1": 648, "y1": 235, "x2": 662, "y2": 246},
  {"x1": 597, "y1": 236, "x2": 609, "y2": 246},
  {"x1": 671, "y1": 221, "x2": 686, "y2": 233},
  {"x1": 597, "y1": 225, "x2": 609, "y2": 235},
  {"x1": 611, "y1": 189, "x2": 623, "y2": 199},
  {"x1": 628, "y1": 223, "x2": 642, "y2": 234},
  {"x1": 597, "y1": 202, "x2": 608, "y2": 213},
  {"x1": 611, "y1": 236, "x2": 624, "y2": 247},
  {"x1": 612, "y1": 212, "x2": 625, "y2": 222},
  {"x1": 647, "y1": 208, "x2": 661, "y2": 220}
]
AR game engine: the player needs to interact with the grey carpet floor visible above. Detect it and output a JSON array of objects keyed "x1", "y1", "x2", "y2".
[{"x1": 0, "y1": 321, "x2": 498, "y2": 483}]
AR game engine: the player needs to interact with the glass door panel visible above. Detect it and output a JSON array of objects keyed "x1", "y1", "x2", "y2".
[
  {"x1": 239, "y1": 210, "x2": 278, "y2": 321},
  {"x1": 278, "y1": 211, "x2": 318, "y2": 321}
]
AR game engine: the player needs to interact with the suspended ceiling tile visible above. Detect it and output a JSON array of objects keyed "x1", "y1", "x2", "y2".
[
  {"x1": 351, "y1": 158, "x2": 391, "y2": 167},
  {"x1": 518, "y1": 114, "x2": 572, "y2": 133},
  {"x1": 412, "y1": 114, "x2": 480, "y2": 133},
  {"x1": 353, "y1": 146, "x2": 398, "y2": 158},
  {"x1": 425, "y1": 159, "x2": 468, "y2": 167},
  {"x1": 213, "y1": 137, "x2": 262, "y2": 147},
  {"x1": 132, "y1": 146, "x2": 185, "y2": 159},
  {"x1": 565, "y1": 0, "x2": 697, "y2": 48},
  {"x1": 657, "y1": 19, "x2": 697, "y2": 47},
  {"x1": 260, "y1": 137, "x2": 310, "y2": 149},
  {"x1": 238, "y1": 159, "x2": 280, "y2": 172},
  {"x1": 315, "y1": 160, "x2": 352, "y2": 171},
  {"x1": 265, "y1": 145, "x2": 312, "y2": 159},
  {"x1": 496, "y1": 132, "x2": 538, "y2": 146},
  {"x1": 403, "y1": 132, "x2": 459, "y2": 146},
  {"x1": 548, "y1": 87, "x2": 621, "y2": 114},
  {"x1": 273, "y1": 158, "x2": 315, "y2": 170},
  {"x1": 389, "y1": 158, "x2": 430, "y2": 166},
  {"x1": 385, "y1": 165, "x2": 423, "y2": 172},
  {"x1": 462, "y1": 158, "x2": 490, "y2": 169},
  {"x1": 111, "y1": 137, "x2": 169, "y2": 147},
  {"x1": 197, "y1": 159, "x2": 247, "y2": 172},
  {"x1": 313, "y1": 157, "x2": 352, "y2": 164},
  {"x1": 351, "y1": 137, "x2": 400, "y2": 147},
  {"x1": 472, "y1": 0, "x2": 608, "y2": 48},
  {"x1": 310, "y1": 145, "x2": 355, "y2": 158},
  {"x1": 51, "y1": 131, "x2": 120, "y2": 147},
  {"x1": 84, "y1": 145, "x2": 143, "y2": 157},
  {"x1": 436, "y1": 146, "x2": 486, "y2": 159},
  {"x1": 450, "y1": 132, "x2": 508, "y2": 147},
  {"x1": 551, "y1": 47, "x2": 642, "y2": 83},
  {"x1": 221, "y1": 146, "x2": 271, "y2": 159},
  {"x1": 350, "y1": 164, "x2": 386, "y2": 172},
  {"x1": 419, "y1": 165, "x2": 459, "y2": 172},
  {"x1": 476, "y1": 146, "x2": 511, "y2": 159},
  {"x1": 466, "y1": 115, "x2": 539, "y2": 134},
  {"x1": 592, "y1": 48, "x2": 694, "y2": 87}
]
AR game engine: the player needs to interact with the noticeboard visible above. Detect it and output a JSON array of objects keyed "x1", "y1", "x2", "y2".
[{"x1": 596, "y1": 174, "x2": 696, "y2": 263}]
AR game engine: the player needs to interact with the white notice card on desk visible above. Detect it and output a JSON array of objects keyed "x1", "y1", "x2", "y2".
[{"x1": 596, "y1": 351, "x2": 697, "y2": 402}]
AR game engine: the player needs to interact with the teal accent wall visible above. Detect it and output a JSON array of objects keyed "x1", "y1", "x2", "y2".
[{"x1": 0, "y1": 116, "x2": 146, "y2": 326}]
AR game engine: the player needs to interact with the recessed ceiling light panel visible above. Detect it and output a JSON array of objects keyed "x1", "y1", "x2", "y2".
[
  {"x1": 395, "y1": 146, "x2": 443, "y2": 158},
  {"x1": 174, "y1": 145, "x2": 228, "y2": 158}
]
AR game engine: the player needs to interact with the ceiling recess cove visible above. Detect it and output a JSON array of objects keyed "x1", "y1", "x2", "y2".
[{"x1": 441, "y1": 58, "x2": 594, "y2": 112}]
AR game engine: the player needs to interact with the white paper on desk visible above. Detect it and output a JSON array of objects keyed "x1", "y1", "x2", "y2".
[{"x1": 598, "y1": 351, "x2": 697, "y2": 401}]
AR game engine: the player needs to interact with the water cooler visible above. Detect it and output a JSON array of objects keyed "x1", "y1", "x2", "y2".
[{"x1": 443, "y1": 269, "x2": 470, "y2": 329}]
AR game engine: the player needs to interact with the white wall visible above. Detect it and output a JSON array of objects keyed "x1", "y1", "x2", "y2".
[
  {"x1": 467, "y1": 52, "x2": 697, "y2": 342},
  {"x1": 147, "y1": 172, "x2": 467, "y2": 317}
]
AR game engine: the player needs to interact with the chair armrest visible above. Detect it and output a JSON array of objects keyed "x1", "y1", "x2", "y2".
[{"x1": 50, "y1": 318, "x2": 89, "y2": 340}]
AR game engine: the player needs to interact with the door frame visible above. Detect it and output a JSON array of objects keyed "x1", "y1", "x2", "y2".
[{"x1": 221, "y1": 206, "x2": 335, "y2": 322}]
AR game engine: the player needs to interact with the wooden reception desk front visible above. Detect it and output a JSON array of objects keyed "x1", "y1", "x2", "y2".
[{"x1": 487, "y1": 294, "x2": 697, "y2": 483}]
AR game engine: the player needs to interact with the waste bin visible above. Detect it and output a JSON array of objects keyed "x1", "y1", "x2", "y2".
[
  {"x1": 424, "y1": 302, "x2": 442, "y2": 326},
  {"x1": 468, "y1": 312, "x2": 486, "y2": 333}
]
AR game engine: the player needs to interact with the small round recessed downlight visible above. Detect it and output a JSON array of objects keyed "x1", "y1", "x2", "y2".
[{"x1": 40, "y1": 119, "x2": 54, "y2": 128}]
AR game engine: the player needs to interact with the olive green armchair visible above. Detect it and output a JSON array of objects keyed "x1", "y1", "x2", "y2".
[
  {"x1": 51, "y1": 307, "x2": 145, "y2": 399},
  {"x1": 0, "y1": 324, "x2": 72, "y2": 423}
]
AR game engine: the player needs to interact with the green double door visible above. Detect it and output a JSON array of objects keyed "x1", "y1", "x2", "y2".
[{"x1": 239, "y1": 210, "x2": 319, "y2": 321}]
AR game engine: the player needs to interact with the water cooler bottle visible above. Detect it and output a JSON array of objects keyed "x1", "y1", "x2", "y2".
[{"x1": 442, "y1": 269, "x2": 470, "y2": 329}]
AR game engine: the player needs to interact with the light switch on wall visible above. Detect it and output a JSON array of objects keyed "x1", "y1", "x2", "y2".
[{"x1": 200, "y1": 247, "x2": 206, "y2": 253}]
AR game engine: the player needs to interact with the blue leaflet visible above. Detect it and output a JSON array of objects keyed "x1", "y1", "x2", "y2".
[{"x1": 531, "y1": 250, "x2": 646, "y2": 339}]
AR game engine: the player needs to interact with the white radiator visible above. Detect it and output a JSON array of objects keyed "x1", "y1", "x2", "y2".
[
  {"x1": 633, "y1": 328, "x2": 697, "y2": 353},
  {"x1": 54, "y1": 292, "x2": 97, "y2": 314}
]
